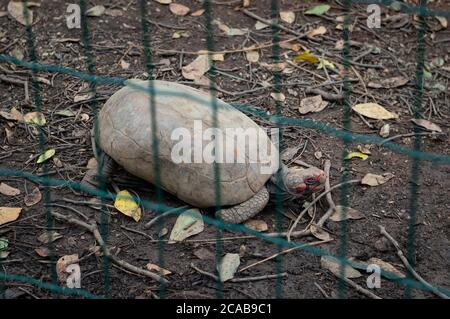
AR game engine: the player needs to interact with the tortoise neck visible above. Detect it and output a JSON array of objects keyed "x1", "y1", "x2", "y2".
[{"x1": 268, "y1": 164, "x2": 290, "y2": 195}]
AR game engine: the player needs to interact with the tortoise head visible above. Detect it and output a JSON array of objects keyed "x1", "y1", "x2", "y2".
[{"x1": 283, "y1": 166, "x2": 326, "y2": 197}]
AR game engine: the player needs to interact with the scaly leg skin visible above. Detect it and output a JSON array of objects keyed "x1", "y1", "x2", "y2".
[
  {"x1": 80, "y1": 153, "x2": 116, "y2": 193},
  {"x1": 216, "y1": 186, "x2": 270, "y2": 224}
]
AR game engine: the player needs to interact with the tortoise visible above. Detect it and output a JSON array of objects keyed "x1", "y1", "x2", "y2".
[{"x1": 81, "y1": 80, "x2": 326, "y2": 224}]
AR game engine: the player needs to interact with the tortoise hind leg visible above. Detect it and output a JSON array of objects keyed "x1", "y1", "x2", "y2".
[
  {"x1": 216, "y1": 186, "x2": 269, "y2": 224},
  {"x1": 80, "y1": 153, "x2": 117, "y2": 192}
]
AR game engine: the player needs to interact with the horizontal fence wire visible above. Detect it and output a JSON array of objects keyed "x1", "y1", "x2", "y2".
[{"x1": 0, "y1": 0, "x2": 449, "y2": 299}]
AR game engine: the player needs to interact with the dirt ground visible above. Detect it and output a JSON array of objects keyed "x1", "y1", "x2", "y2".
[{"x1": 0, "y1": 0, "x2": 449, "y2": 299}]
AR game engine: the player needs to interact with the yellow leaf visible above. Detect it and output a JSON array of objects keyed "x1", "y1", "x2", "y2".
[
  {"x1": 37, "y1": 149, "x2": 55, "y2": 163},
  {"x1": 114, "y1": 190, "x2": 141, "y2": 222},
  {"x1": 294, "y1": 50, "x2": 320, "y2": 63},
  {"x1": 317, "y1": 58, "x2": 335, "y2": 69},
  {"x1": 345, "y1": 152, "x2": 369, "y2": 161},
  {"x1": 352, "y1": 103, "x2": 398, "y2": 120},
  {"x1": 0, "y1": 207, "x2": 22, "y2": 225},
  {"x1": 24, "y1": 112, "x2": 46, "y2": 126}
]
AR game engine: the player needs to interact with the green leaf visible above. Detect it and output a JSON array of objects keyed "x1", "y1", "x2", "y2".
[
  {"x1": 217, "y1": 253, "x2": 240, "y2": 282},
  {"x1": 423, "y1": 69, "x2": 432, "y2": 79},
  {"x1": 169, "y1": 209, "x2": 204, "y2": 243},
  {"x1": 37, "y1": 149, "x2": 56, "y2": 164},
  {"x1": 55, "y1": 109, "x2": 75, "y2": 117},
  {"x1": 305, "y1": 4, "x2": 330, "y2": 16},
  {"x1": 0, "y1": 238, "x2": 8, "y2": 251}
]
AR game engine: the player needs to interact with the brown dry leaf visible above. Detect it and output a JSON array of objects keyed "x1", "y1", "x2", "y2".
[
  {"x1": 244, "y1": 219, "x2": 268, "y2": 232},
  {"x1": 366, "y1": 257, "x2": 406, "y2": 278},
  {"x1": 24, "y1": 111, "x2": 46, "y2": 126},
  {"x1": 86, "y1": 157, "x2": 98, "y2": 169},
  {"x1": 5, "y1": 127, "x2": 15, "y2": 144},
  {"x1": 169, "y1": 3, "x2": 190, "y2": 16},
  {"x1": 104, "y1": 9, "x2": 123, "y2": 17},
  {"x1": 38, "y1": 231, "x2": 63, "y2": 244},
  {"x1": 321, "y1": 256, "x2": 362, "y2": 278},
  {"x1": 329, "y1": 206, "x2": 364, "y2": 222},
  {"x1": 24, "y1": 187, "x2": 42, "y2": 207},
  {"x1": 270, "y1": 92, "x2": 285, "y2": 102},
  {"x1": 182, "y1": 55, "x2": 211, "y2": 80},
  {"x1": 352, "y1": 103, "x2": 398, "y2": 120},
  {"x1": 357, "y1": 144, "x2": 372, "y2": 155},
  {"x1": 190, "y1": 9, "x2": 204, "y2": 17},
  {"x1": 86, "y1": 5, "x2": 105, "y2": 17},
  {"x1": 361, "y1": 173, "x2": 394, "y2": 187},
  {"x1": 10, "y1": 107, "x2": 24, "y2": 121},
  {"x1": 7, "y1": 1, "x2": 33, "y2": 26},
  {"x1": 310, "y1": 224, "x2": 331, "y2": 241},
  {"x1": 299, "y1": 95, "x2": 328, "y2": 114},
  {"x1": 243, "y1": 0, "x2": 251, "y2": 7},
  {"x1": 368, "y1": 76, "x2": 409, "y2": 89},
  {"x1": 35, "y1": 247, "x2": 50, "y2": 258},
  {"x1": 56, "y1": 254, "x2": 80, "y2": 287},
  {"x1": 379, "y1": 123, "x2": 390, "y2": 137},
  {"x1": 280, "y1": 11, "x2": 295, "y2": 24},
  {"x1": 411, "y1": 118, "x2": 442, "y2": 132},
  {"x1": 146, "y1": 263, "x2": 172, "y2": 275},
  {"x1": 211, "y1": 53, "x2": 224, "y2": 61},
  {"x1": 245, "y1": 51, "x2": 259, "y2": 63},
  {"x1": 0, "y1": 183, "x2": 20, "y2": 196},
  {"x1": 261, "y1": 62, "x2": 286, "y2": 72},
  {"x1": 0, "y1": 207, "x2": 21, "y2": 225},
  {"x1": 307, "y1": 26, "x2": 327, "y2": 38}
]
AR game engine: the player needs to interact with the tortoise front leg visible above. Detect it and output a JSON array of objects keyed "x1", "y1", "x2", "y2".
[
  {"x1": 80, "y1": 153, "x2": 116, "y2": 191},
  {"x1": 216, "y1": 186, "x2": 270, "y2": 224}
]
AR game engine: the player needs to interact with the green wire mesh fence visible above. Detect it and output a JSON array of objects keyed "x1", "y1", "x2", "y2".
[{"x1": 0, "y1": 0, "x2": 449, "y2": 299}]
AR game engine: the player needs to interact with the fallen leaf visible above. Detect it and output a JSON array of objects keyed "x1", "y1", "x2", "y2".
[
  {"x1": 169, "y1": 3, "x2": 190, "y2": 16},
  {"x1": 244, "y1": 219, "x2": 268, "y2": 232},
  {"x1": 294, "y1": 50, "x2": 320, "y2": 63},
  {"x1": 310, "y1": 224, "x2": 331, "y2": 241},
  {"x1": 299, "y1": 95, "x2": 328, "y2": 114},
  {"x1": 307, "y1": 26, "x2": 327, "y2": 38},
  {"x1": 218, "y1": 253, "x2": 240, "y2": 282},
  {"x1": 120, "y1": 59, "x2": 130, "y2": 69},
  {"x1": 321, "y1": 255, "x2": 362, "y2": 278},
  {"x1": 7, "y1": 1, "x2": 33, "y2": 26},
  {"x1": 55, "y1": 109, "x2": 76, "y2": 117},
  {"x1": 24, "y1": 187, "x2": 42, "y2": 206},
  {"x1": 379, "y1": 124, "x2": 390, "y2": 137},
  {"x1": 366, "y1": 257, "x2": 406, "y2": 278},
  {"x1": 352, "y1": 103, "x2": 398, "y2": 120},
  {"x1": 255, "y1": 20, "x2": 269, "y2": 30},
  {"x1": 158, "y1": 227, "x2": 168, "y2": 238},
  {"x1": 411, "y1": 118, "x2": 442, "y2": 132},
  {"x1": 154, "y1": 0, "x2": 172, "y2": 4},
  {"x1": 214, "y1": 20, "x2": 248, "y2": 36},
  {"x1": 190, "y1": 9, "x2": 204, "y2": 17},
  {"x1": 10, "y1": 107, "x2": 24, "y2": 121},
  {"x1": 261, "y1": 62, "x2": 286, "y2": 72},
  {"x1": 104, "y1": 9, "x2": 123, "y2": 17},
  {"x1": 10, "y1": 47, "x2": 24, "y2": 60},
  {"x1": 38, "y1": 231, "x2": 63, "y2": 244},
  {"x1": 436, "y1": 16, "x2": 448, "y2": 28},
  {"x1": 146, "y1": 263, "x2": 172, "y2": 275},
  {"x1": 86, "y1": 5, "x2": 105, "y2": 17},
  {"x1": 270, "y1": 92, "x2": 285, "y2": 102},
  {"x1": 243, "y1": 0, "x2": 251, "y2": 7},
  {"x1": 182, "y1": 55, "x2": 211, "y2": 80},
  {"x1": 74, "y1": 92, "x2": 95, "y2": 103},
  {"x1": 281, "y1": 145, "x2": 303, "y2": 162},
  {"x1": 172, "y1": 31, "x2": 181, "y2": 39},
  {"x1": 329, "y1": 206, "x2": 364, "y2": 222},
  {"x1": 357, "y1": 145, "x2": 372, "y2": 155},
  {"x1": 0, "y1": 207, "x2": 21, "y2": 225},
  {"x1": 24, "y1": 112, "x2": 46, "y2": 126},
  {"x1": 305, "y1": 4, "x2": 331, "y2": 16},
  {"x1": 114, "y1": 190, "x2": 141, "y2": 222},
  {"x1": 86, "y1": 157, "x2": 98, "y2": 169},
  {"x1": 314, "y1": 151, "x2": 323, "y2": 159},
  {"x1": 169, "y1": 209, "x2": 204, "y2": 243},
  {"x1": 368, "y1": 76, "x2": 409, "y2": 89},
  {"x1": 245, "y1": 50, "x2": 259, "y2": 63},
  {"x1": 37, "y1": 149, "x2": 56, "y2": 164},
  {"x1": 56, "y1": 254, "x2": 80, "y2": 288},
  {"x1": 280, "y1": 11, "x2": 295, "y2": 24},
  {"x1": 0, "y1": 251, "x2": 10, "y2": 259},
  {"x1": 344, "y1": 152, "x2": 369, "y2": 161},
  {"x1": 361, "y1": 173, "x2": 394, "y2": 187},
  {"x1": 0, "y1": 183, "x2": 20, "y2": 196},
  {"x1": 193, "y1": 247, "x2": 214, "y2": 260},
  {"x1": 35, "y1": 247, "x2": 50, "y2": 257}
]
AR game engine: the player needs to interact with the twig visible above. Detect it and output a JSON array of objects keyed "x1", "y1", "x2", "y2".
[
  {"x1": 239, "y1": 239, "x2": 332, "y2": 272},
  {"x1": 287, "y1": 179, "x2": 361, "y2": 241},
  {"x1": 45, "y1": 203, "x2": 89, "y2": 221},
  {"x1": 379, "y1": 132, "x2": 445, "y2": 146},
  {"x1": 144, "y1": 205, "x2": 188, "y2": 229},
  {"x1": 305, "y1": 87, "x2": 344, "y2": 101},
  {"x1": 120, "y1": 225, "x2": 154, "y2": 240},
  {"x1": 331, "y1": 272, "x2": 382, "y2": 299},
  {"x1": 317, "y1": 160, "x2": 336, "y2": 227},
  {"x1": 379, "y1": 225, "x2": 449, "y2": 299},
  {"x1": 314, "y1": 282, "x2": 331, "y2": 299},
  {"x1": 51, "y1": 211, "x2": 168, "y2": 284}
]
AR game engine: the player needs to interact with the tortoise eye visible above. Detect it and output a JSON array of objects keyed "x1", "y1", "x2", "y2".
[{"x1": 305, "y1": 177, "x2": 316, "y2": 185}]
